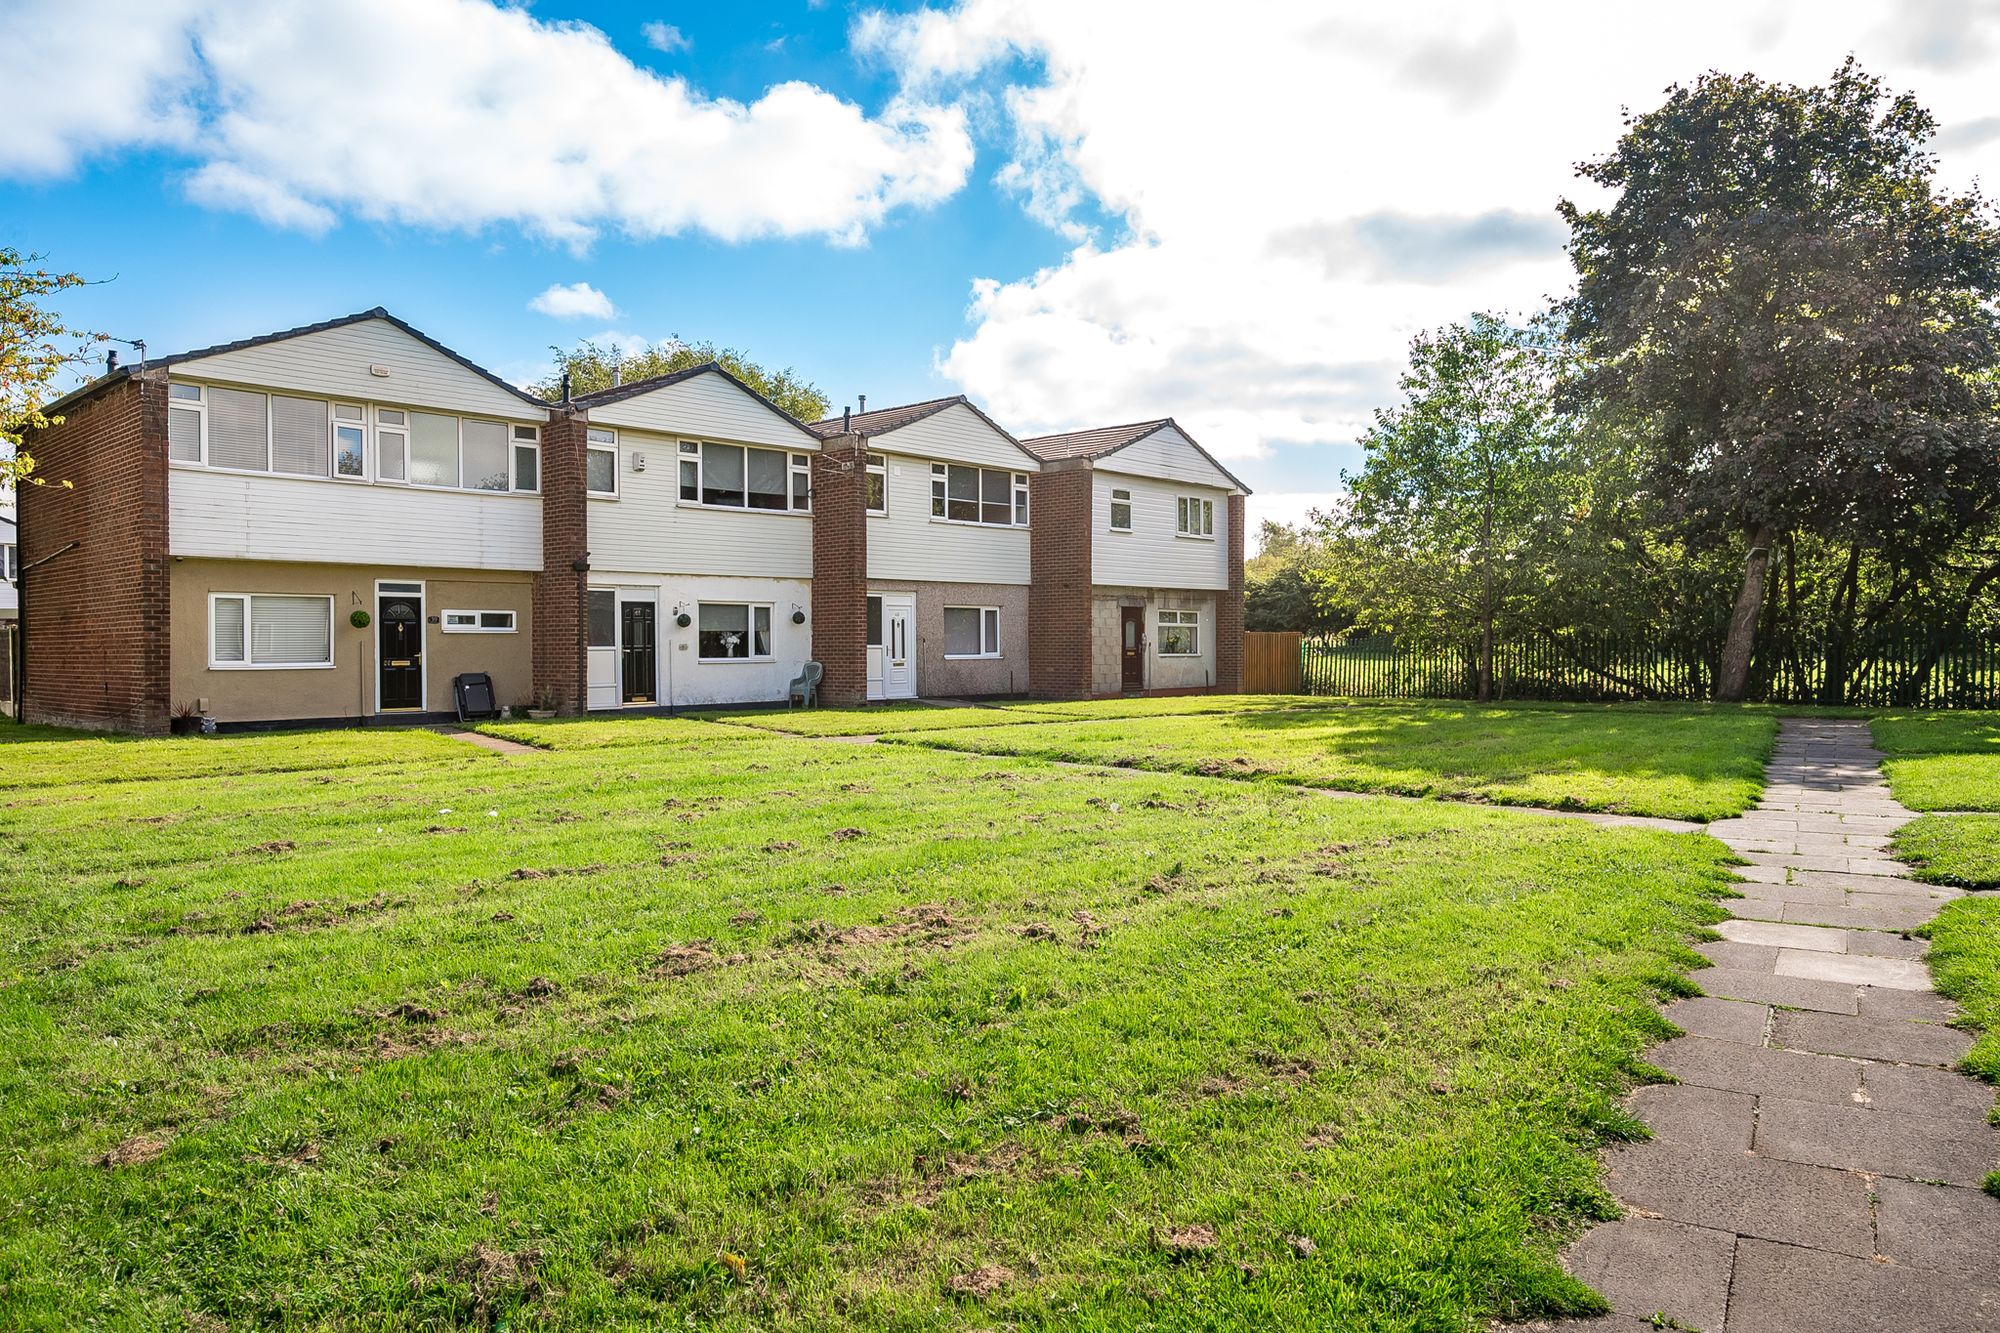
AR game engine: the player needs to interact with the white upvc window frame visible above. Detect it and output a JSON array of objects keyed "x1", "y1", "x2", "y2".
[
  {"x1": 511, "y1": 424, "x2": 541, "y2": 493},
  {"x1": 2, "y1": 543, "x2": 18, "y2": 582},
  {"x1": 1157, "y1": 608, "x2": 1202, "y2": 656},
  {"x1": 694, "y1": 601, "x2": 775, "y2": 663},
  {"x1": 587, "y1": 427, "x2": 619, "y2": 497},
  {"x1": 1109, "y1": 487, "x2": 1133, "y2": 533},
  {"x1": 167, "y1": 382, "x2": 206, "y2": 464},
  {"x1": 929, "y1": 462, "x2": 1030, "y2": 528},
  {"x1": 374, "y1": 407, "x2": 410, "y2": 484},
  {"x1": 440, "y1": 609, "x2": 518, "y2": 634},
  {"x1": 865, "y1": 452, "x2": 888, "y2": 515},
  {"x1": 330, "y1": 403, "x2": 368, "y2": 481},
  {"x1": 1176, "y1": 495, "x2": 1216, "y2": 539},
  {"x1": 674, "y1": 439, "x2": 811, "y2": 514},
  {"x1": 942, "y1": 604, "x2": 1002, "y2": 660},
  {"x1": 207, "y1": 592, "x2": 337, "y2": 670}
]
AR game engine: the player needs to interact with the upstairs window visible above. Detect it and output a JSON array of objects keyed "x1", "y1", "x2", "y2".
[
  {"x1": 930, "y1": 463, "x2": 1029, "y2": 527},
  {"x1": 512, "y1": 425, "x2": 540, "y2": 493},
  {"x1": 2, "y1": 544, "x2": 17, "y2": 582},
  {"x1": 1176, "y1": 495, "x2": 1215, "y2": 538},
  {"x1": 168, "y1": 383, "x2": 204, "y2": 462},
  {"x1": 376, "y1": 408, "x2": 408, "y2": 482},
  {"x1": 586, "y1": 428, "x2": 618, "y2": 495},
  {"x1": 865, "y1": 453, "x2": 887, "y2": 514},
  {"x1": 677, "y1": 441, "x2": 810, "y2": 512},
  {"x1": 1109, "y1": 487, "x2": 1133, "y2": 532},
  {"x1": 332, "y1": 405, "x2": 366, "y2": 479}
]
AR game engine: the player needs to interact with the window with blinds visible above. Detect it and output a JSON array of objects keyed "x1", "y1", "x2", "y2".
[
  {"x1": 206, "y1": 387, "x2": 271, "y2": 471},
  {"x1": 271, "y1": 395, "x2": 330, "y2": 476},
  {"x1": 210, "y1": 594, "x2": 334, "y2": 668}
]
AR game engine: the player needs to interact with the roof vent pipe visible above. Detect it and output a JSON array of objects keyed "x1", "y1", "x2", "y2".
[
  {"x1": 105, "y1": 349, "x2": 119, "y2": 373},
  {"x1": 612, "y1": 360, "x2": 622, "y2": 387},
  {"x1": 858, "y1": 394, "x2": 866, "y2": 414},
  {"x1": 843, "y1": 406, "x2": 851, "y2": 433},
  {"x1": 560, "y1": 372, "x2": 572, "y2": 406}
]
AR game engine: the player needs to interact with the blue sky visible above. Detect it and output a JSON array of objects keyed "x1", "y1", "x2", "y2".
[{"x1": 12, "y1": 1, "x2": 2000, "y2": 534}]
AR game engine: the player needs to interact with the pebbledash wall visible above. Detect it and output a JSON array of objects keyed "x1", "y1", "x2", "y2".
[{"x1": 16, "y1": 310, "x2": 1248, "y2": 734}]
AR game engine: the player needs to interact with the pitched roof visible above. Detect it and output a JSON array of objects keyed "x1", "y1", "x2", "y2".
[
  {"x1": 572, "y1": 362, "x2": 821, "y2": 441},
  {"x1": 35, "y1": 306, "x2": 551, "y2": 418},
  {"x1": 1020, "y1": 418, "x2": 1251, "y2": 493},
  {"x1": 810, "y1": 394, "x2": 1040, "y2": 464},
  {"x1": 809, "y1": 395, "x2": 963, "y2": 438}
]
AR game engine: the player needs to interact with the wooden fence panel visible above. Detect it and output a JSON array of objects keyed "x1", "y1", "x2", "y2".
[{"x1": 1243, "y1": 631, "x2": 1302, "y2": 694}]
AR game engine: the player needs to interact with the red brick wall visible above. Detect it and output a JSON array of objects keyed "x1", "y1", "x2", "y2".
[
  {"x1": 811, "y1": 435, "x2": 868, "y2": 705},
  {"x1": 533, "y1": 409, "x2": 588, "y2": 715},
  {"x1": 1217, "y1": 492, "x2": 1246, "y2": 693},
  {"x1": 1028, "y1": 460, "x2": 1094, "y2": 699},
  {"x1": 18, "y1": 373, "x2": 171, "y2": 734}
]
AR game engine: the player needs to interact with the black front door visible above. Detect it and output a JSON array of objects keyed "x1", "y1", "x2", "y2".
[
  {"x1": 1120, "y1": 606, "x2": 1146, "y2": 692},
  {"x1": 621, "y1": 602, "x2": 656, "y2": 704},
  {"x1": 379, "y1": 594, "x2": 424, "y2": 710}
]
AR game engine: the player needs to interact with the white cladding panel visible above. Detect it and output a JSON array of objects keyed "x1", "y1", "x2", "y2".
[
  {"x1": 587, "y1": 372, "x2": 819, "y2": 450},
  {"x1": 866, "y1": 452, "x2": 1031, "y2": 585},
  {"x1": 1092, "y1": 472, "x2": 1229, "y2": 591},
  {"x1": 170, "y1": 318, "x2": 537, "y2": 421},
  {"x1": 170, "y1": 469, "x2": 541, "y2": 570},
  {"x1": 1093, "y1": 423, "x2": 1238, "y2": 490},
  {"x1": 867, "y1": 403, "x2": 1037, "y2": 471},
  {"x1": 587, "y1": 429, "x2": 813, "y2": 579}
]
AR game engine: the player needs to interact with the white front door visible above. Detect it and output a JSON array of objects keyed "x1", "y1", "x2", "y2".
[
  {"x1": 587, "y1": 588, "x2": 619, "y2": 711},
  {"x1": 880, "y1": 594, "x2": 916, "y2": 699}
]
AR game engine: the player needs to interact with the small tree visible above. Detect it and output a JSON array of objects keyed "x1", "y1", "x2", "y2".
[
  {"x1": 1245, "y1": 521, "x2": 1348, "y2": 633},
  {"x1": 1327, "y1": 313, "x2": 1573, "y2": 702},
  {"x1": 1563, "y1": 60, "x2": 2000, "y2": 700},
  {"x1": 2, "y1": 247, "x2": 108, "y2": 488},
  {"x1": 535, "y1": 337, "x2": 830, "y2": 423}
]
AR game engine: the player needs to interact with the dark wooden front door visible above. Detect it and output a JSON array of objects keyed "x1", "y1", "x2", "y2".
[
  {"x1": 1120, "y1": 606, "x2": 1145, "y2": 692},
  {"x1": 621, "y1": 602, "x2": 656, "y2": 704},
  {"x1": 378, "y1": 594, "x2": 424, "y2": 711}
]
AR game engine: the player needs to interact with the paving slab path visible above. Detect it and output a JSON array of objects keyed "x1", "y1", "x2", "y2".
[{"x1": 1529, "y1": 718, "x2": 2000, "y2": 1333}]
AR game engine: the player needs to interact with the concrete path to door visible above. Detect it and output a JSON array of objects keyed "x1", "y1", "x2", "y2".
[{"x1": 1528, "y1": 718, "x2": 2000, "y2": 1333}]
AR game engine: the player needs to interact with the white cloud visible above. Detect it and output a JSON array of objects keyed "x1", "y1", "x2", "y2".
[
  {"x1": 5, "y1": 0, "x2": 971, "y2": 249},
  {"x1": 528, "y1": 281, "x2": 617, "y2": 320},
  {"x1": 1246, "y1": 492, "x2": 1344, "y2": 551},
  {"x1": 862, "y1": 0, "x2": 2000, "y2": 476},
  {"x1": 642, "y1": 20, "x2": 690, "y2": 54}
]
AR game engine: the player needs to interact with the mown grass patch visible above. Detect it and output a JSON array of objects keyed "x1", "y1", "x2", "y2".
[
  {"x1": 0, "y1": 724, "x2": 483, "y2": 792},
  {"x1": 1920, "y1": 896, "x2": 2000, "y2": 1193},
  {"x1": 888, "y1": 703, "x2": 1776, "y2": 822},
  {"x1": 0, "y1": 724, "x2": 1735, "y2": 1330},
  {"x1": 1870, "y1": 712, "x2": 2000, "y2": 811},
  {"x1": 1891, "y1": 815, "x2": 2000, "y2": 887}
]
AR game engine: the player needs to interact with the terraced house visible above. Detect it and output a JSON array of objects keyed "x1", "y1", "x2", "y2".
[{"x1": 15, "y1": 309, "x2": 1245, "y2": 734}]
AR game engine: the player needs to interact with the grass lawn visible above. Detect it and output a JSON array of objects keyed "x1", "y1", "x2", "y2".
[
  {"x1": 1869, "y1": 712, "x2": 2000, "y2": 811},
  {"x1": 886, "y1": 703, "x2": 1777, "y2": 822},
  {"x1": 0, "y1": 722, "x2": 481, "y2": 791},
  {"x1": 1890, "y1": 815, "x2": 2000, "y2": 888},
  {"x1": 687, "y1": 695, "x2": 1352, "y2": 738},
  {"x1": 1921, "y1": 897, "x2": 2000, "y2": 1192},
  {"x1": 0, "y1": 719, "x2": 1736, "y2": 1330}
]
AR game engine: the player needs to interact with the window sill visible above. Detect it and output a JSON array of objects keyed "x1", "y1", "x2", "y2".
[
  {"x1": 943, "y1": 653, "x2": 1003, "y2": 661},
  {"x1": 1108, "y1": 526, "x2": 1132, "y2": 535},
  {"x1": 696, "y1": 657, "x2": 777, "y2": 665},
  {"x1": 207, "y1": 661, "x2": 338, "y2": 671},
  {"x1": 1172, "y1": 533, "x2": 1217, "y2": 542},
  {"x1": 675, "y1": 500, "x2": 811, "y2": 517},
  {"x1": 928, "y1": 516, "x2": 1028, "y2": 531}
]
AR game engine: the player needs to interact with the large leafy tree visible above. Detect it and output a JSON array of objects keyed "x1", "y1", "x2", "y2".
[
  {"x1": 1325, "y1": 313, "x2": 1574, "y2": 702},
  {"x1": 1563, "y1": 60, "x2": 2000, "y2": 700},
  {"x1": 2, "y1": 247, "x2": 107, "y2": 488},
  {"x1": 535, "y1": 337, "x2": 830, "y2": 424}
]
